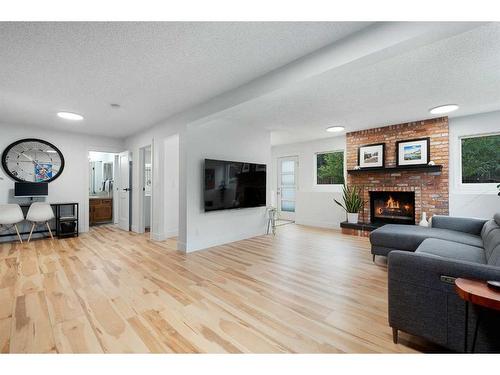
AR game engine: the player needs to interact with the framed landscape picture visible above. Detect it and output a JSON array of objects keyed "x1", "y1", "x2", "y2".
[
  {"x1": 358, "y1": 143, "x2": 385, "y2": 168},
  {"x1": 396, "y1": 137, "x2": 430, "y2": 166}
]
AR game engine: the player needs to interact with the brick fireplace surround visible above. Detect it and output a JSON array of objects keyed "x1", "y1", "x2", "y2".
[{"x1": 346, "y1": 117, "x2": 449, "y2": 225}]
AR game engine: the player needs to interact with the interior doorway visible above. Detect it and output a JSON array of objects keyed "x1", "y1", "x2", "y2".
[
  {"x1": 117, "y1": 151, "x2": 132, "y2": 231},
  {"x1": 88, "y1": 151, "x2": 118, "y2": 227},
  {"x1": 139, "y1": 145, "x2": 153, "y2": 233}
]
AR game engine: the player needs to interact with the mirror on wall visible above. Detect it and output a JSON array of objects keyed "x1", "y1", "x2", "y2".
[
  {"x1": 89, "y1": 161, "x2": 113, "y2": 196},
  {"x1": 88, "y1": 151, "x2": 116, "y2": 197}
]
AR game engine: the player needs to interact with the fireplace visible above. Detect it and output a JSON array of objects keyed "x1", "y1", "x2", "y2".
[{"x1": 370, "y1": 191, "x2": 415, "y2": 225}]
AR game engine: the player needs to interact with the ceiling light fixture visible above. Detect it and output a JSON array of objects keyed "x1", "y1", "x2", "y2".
[
  {"x1": 429, "y1": 104, "x2": 459, "y2": 115},
  {"x1": 57, "y1": 111, "x2": 84, "y2": 121},
  {"x1": 326, "y1": 126, "x2": 345, "y2": 133},
  {"x1": 110, "y1": 103, "x2": 121, "y2": 108}
]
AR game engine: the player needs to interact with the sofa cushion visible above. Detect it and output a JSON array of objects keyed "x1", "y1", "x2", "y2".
[
  {"x1": 416, "y1": 238, "x2": 487, "y2": 264},
  {"x1": 370, "y1": 224, "x2": 483, "y2": 252},
  {"x1": 431, "y1": 215, "x2": 487, "y2": 235},
  {"x1": 481, "y1": 215, "x2": 500, "y2": 266}
]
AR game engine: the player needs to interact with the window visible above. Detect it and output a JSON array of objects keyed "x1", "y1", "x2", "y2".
[
  {"x1": 316, "y1": 151, "x2": 344, "y2": 185},
  {"x1": 461, "y1": 134, "x2": 500, "y2": 184}
]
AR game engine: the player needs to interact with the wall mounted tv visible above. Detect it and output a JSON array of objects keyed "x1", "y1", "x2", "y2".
[
  {"x1": 14, "y1": 182, "x2": 48, "y2": 197},
  {"x1": 204, "y1": 159, "x2": 266, "y2": 212}
]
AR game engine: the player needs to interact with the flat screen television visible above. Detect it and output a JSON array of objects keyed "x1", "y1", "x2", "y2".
[
  {"x1": 14, "y1": 182, "x2": 48, "y2": 197},
  {"x1": 204, "y1": 159, "x2": 266, "y2": 212}
]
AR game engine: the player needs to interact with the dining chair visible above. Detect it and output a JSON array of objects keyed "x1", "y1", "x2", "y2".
[
  {"x1": 26, "y1": 202, "x2": 55, "y2": 242},
  {"x1": 0, "y1": 204, "x2": 25, "y2": 243}
]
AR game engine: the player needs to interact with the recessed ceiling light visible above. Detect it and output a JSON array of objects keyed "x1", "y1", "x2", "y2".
[
  {"x1": 326, "y1": 126, "x2": 345, "y2": 133},
  {"x1": 429, "y1": 104, "x2": 459, "y2": 115},
  {"x1": 110, "y1": 103, "x2": 121, "y2": 108},
  {"x1": 57, "y1": 111, "x2": 84, "y2": 121}
]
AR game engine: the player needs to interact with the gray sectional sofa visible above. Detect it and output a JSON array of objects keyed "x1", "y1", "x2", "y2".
[{"x1": 369, "y1": 213, "x2": 500, "y2": 352}]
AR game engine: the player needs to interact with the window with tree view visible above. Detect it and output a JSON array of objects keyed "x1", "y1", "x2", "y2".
[
  {"x1": 461, "y1": 134, "x2": 500, "y2": 184},
  {"x1": 316, "y1": 151, "x2": 344, "y2": 185}
]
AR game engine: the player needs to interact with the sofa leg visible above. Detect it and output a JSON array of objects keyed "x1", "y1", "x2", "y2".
[
  {"x1": 372, "y1": 254, "x2": 376, "y2": 262},
  {"x1": 392, "y1": 328, "x2": 398, "y2": 344}
]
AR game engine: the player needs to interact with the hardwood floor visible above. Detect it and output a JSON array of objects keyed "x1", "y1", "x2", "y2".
[{"x1": 0, "y1": 224, "x2": 439, "y2": 353}]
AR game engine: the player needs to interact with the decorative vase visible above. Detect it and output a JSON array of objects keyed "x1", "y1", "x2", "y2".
[
  {"x1": 419, "y1": 212, "x2": 429, "y2": 227},
  {"x1": 347, "y1": 213, "x2": 359, "y2": 224}
]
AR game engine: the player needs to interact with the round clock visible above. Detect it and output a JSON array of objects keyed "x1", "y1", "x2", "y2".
[{"x1": 1, "y1": 138, "x2": 65, "y2": 183}]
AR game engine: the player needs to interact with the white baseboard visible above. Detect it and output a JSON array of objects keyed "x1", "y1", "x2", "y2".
[
  {"x1": 184, "y1": 227, "x2": 266, "y2": 253},
  {"x1": 151, "y1": 229, "x2": 178, "y2": 242},
  {"x1": 295, "y1": 219, "x2": 341, "y2": 229},
  {"x1": 177, "y1": 241, "x2": 187, "y2": 252},
  {"x1": 151, "y1": 232, "x2": 164, "y2": 241}
]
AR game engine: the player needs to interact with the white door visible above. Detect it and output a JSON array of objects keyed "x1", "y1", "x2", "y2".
[
  {"x1": 277, "y1": 156, "x2": 298, "y2": 221},
  {"x1": 118, "y1": 151, "x2": 131, "y2": 231}
]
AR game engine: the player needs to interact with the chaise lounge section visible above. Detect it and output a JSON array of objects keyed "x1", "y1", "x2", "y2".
[{"x1": 370, "y1": 213, "x2": 500, "y2": 352}]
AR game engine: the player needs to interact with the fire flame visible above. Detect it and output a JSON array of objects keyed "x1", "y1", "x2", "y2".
[{"x1": 386, "y1": 196, "x2": 399, "y2": 209}]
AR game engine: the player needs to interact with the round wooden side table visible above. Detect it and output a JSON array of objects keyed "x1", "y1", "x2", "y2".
[{"x1": 455, "y1": 278, "x2": 500, "y2": 353}]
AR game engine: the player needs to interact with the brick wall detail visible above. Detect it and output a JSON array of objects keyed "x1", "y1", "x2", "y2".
[{"x1": 346, "y1": 117, "x2": 449, "y2": 224}]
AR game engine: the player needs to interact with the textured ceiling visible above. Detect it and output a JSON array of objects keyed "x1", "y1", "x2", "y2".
[
  {"x1": 211, "y1": 22, "x2": 500, "y2": 145},
  {"x1": 0, "y1": 21, "x2": 371, "y2": 137}
]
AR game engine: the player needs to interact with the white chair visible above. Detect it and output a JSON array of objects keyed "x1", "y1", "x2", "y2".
[
  {"x1": 0, "y1": 204, "x2": 25, "y2": 243},
  {"x1": 26, "y1": 203, "x2": 55, "y2": 242}
]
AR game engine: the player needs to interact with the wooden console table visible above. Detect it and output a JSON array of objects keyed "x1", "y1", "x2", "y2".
[{"x1": 0, "y1": 202, "x2": 79, "y2": 240}]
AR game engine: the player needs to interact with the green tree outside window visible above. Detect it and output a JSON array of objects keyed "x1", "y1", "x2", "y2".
[
  {"x1": 461, "y1": 134, "x2": 500, "y2": 183},
  {"x1": 317, "y1": 151, "x2": 344, "y2": 185}
]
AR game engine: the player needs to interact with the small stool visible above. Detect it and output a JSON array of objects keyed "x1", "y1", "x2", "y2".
[
  {"x1": 26, "y1": 203, "x2": 55, "y2": 242},
  {"x1": 0, "y1": 204, "x2": 25, "y2": 243},
  {"x1": 266, "y1": 207, "x2": 277, "y2": 235}
]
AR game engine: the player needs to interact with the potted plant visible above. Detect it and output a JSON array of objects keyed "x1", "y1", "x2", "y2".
[{"x1": 334, "y1": 184, "x2": 364, "y2": 224}]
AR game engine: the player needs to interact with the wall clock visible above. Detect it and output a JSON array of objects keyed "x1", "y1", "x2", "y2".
[{"x1": 1, "y1": 138, "x2": 65, "y2": 183}]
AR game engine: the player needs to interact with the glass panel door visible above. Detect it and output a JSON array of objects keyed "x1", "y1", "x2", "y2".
[{"x1": 277, "y1": 156, "x2": 298, "y2": 221}]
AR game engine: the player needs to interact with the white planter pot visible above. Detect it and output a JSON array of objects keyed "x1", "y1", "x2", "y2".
[{"x1": 347, "y1": 213, "x2": 359, "y2": 224}]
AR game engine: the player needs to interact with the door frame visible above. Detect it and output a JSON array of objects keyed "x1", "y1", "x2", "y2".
[
  {"x1": 116, "y1": 150, "x2": 132, "y2": 232},
  {"x1": 277, "y1": 155, "x2": 298, "y2": 221},
  {"x1": 86, "y1": 146, "x2": 123, "y2": 233},
  {"x1": 137, "y1": 144, "x2": 153, "y2": 235}
]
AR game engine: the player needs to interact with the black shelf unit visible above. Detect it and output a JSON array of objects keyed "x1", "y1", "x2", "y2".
[
  {"x1": 56, "y1": 203, "x2": 79, "y2": 238},
  {"x1": 347, "y1": 164, "x2": 442, "y2": 174},
  {"x1": 0, "y1": 202, "x2": 79, "y2": 240}
]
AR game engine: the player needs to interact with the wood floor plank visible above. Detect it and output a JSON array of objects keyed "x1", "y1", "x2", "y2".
[
  {"x1": 0, "y1": 317, "x2": 10, "y2": 353},
  {"x1": 10, "y1": 291, "x2": 56, "y2": 353},
  {"x1": 53, "y1": 316, "x2": 103, "y2": 353},
  {"x1": 0, "y1": 287, "x2": 14, "y2": 320},
  {"x1": 74, "y1": 287, "x2": 150, "y2": 353},
  {"x1": 0, "y1": 223, "x2": 442, "y2": 353}
]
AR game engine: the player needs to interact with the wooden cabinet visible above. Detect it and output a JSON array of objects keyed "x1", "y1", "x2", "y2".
[{"x1": 89, "y1": 198, "x2": 113, "y2": 225}]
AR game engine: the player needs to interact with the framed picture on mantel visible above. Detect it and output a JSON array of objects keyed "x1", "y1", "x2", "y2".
[
  {"x1": 358, "y1": 143, "x2": 385, "y2": 168},
  {"x1": 396, "y1": 137, "x2": 430, "y2": 166}
]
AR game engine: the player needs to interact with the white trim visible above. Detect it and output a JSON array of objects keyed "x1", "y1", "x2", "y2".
[
  {"x1": 86, "y1": 148, "x2": 120, "y2": 233},
  {"x1": 295, "y1": 219, "x2": 341, "y2": 229},
  {"x1": 456, "y1": 131, "x2": 499, "y2": 193},
  {"x1": 184, "y1": 227, "x2": 266, "y2": 253},
  {"x1": 137, "y1": 143, "x2": 154, "y2": 238}
]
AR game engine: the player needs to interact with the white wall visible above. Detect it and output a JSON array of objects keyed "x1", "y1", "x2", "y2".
[
  {"x1": 180, "y1": 121, "x2": 271, "y2": 252},
  {"x1": 125, "y1": 117, "x2": 184, "y2": 240},
  {"x1": 271, "y1": 136, "x2": 347, "y2": 228},
  {"x1": 0, "y1": 123, "x2": 124, "y2": 239},
  {"x1": 448, "y1": 111, "x2": 500, "y2": 219},
  {"x1": 163, "y1": 135, "x2": 179, "y2": 238}
]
